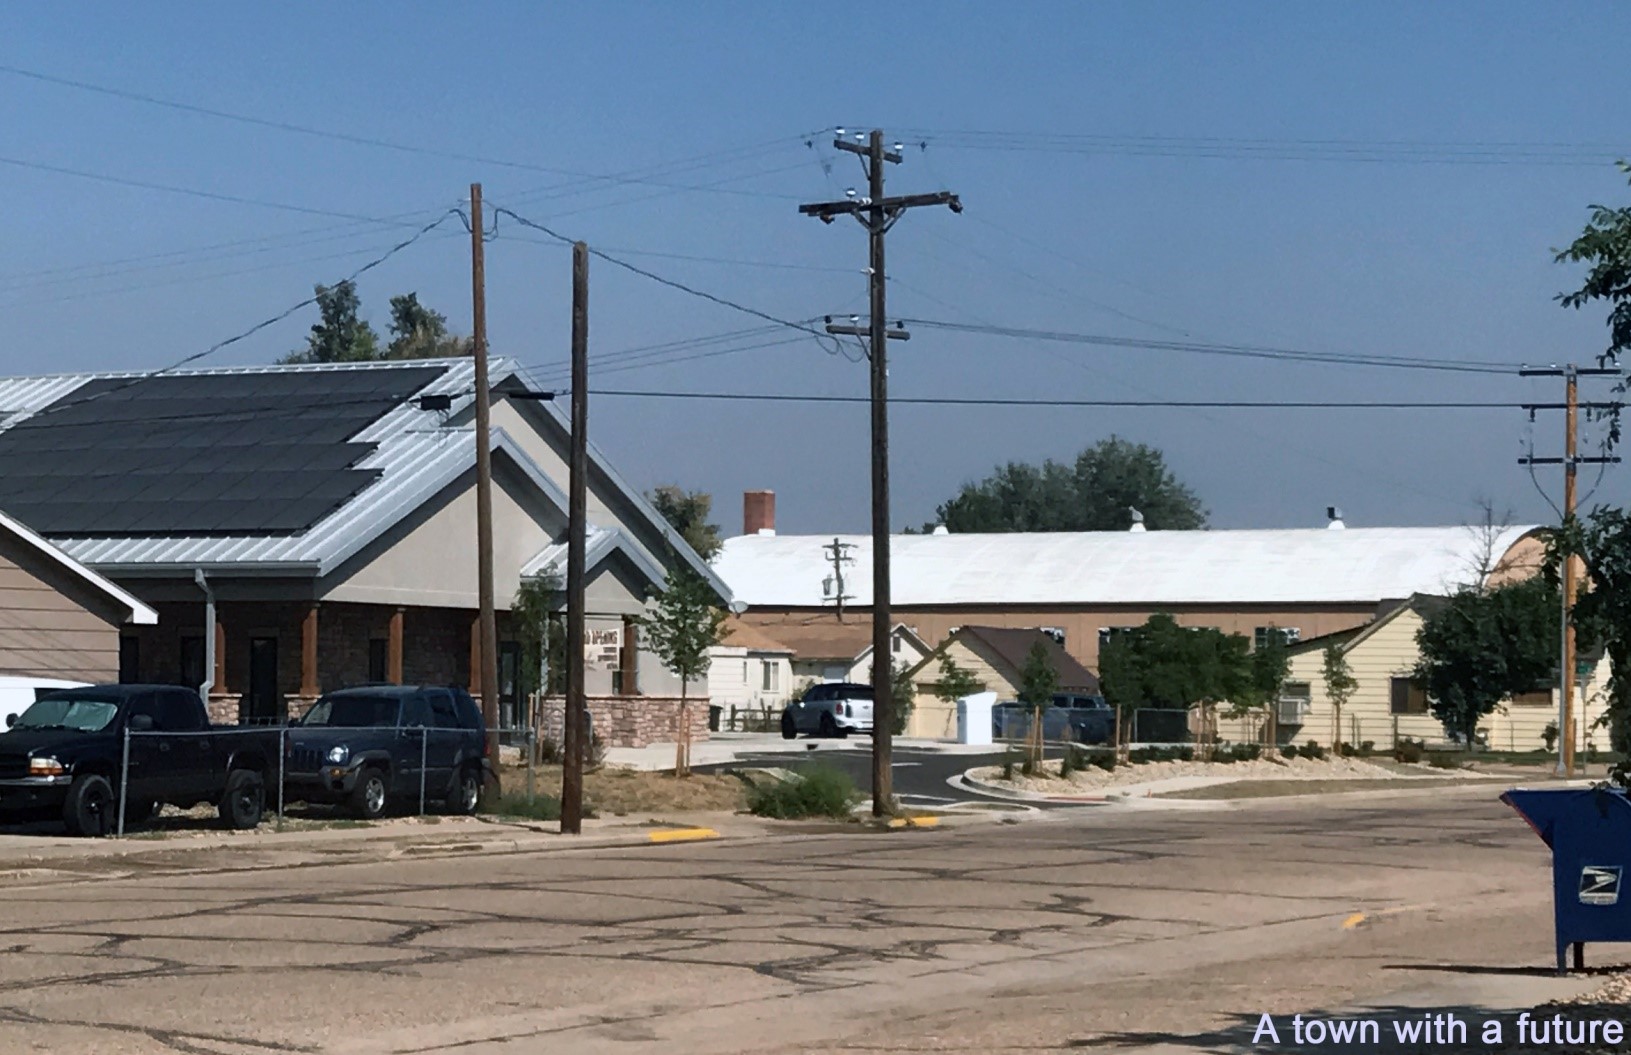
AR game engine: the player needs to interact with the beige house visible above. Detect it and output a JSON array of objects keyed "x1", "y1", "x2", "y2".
[
  {"x1": 707, "y1": 620, "x2": 796, "y2": 724},
  {"x1": 0, "y1": 509, "x2": 156, "y2": 681},
  {"x1": 1215, "y1": 594, "x2": 1606, "y2": 754},
  {"x1": 903, "y1": 626, "x2": 1101, "y2": 739}
]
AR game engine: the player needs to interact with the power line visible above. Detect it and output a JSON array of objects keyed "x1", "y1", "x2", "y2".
[
  {"x1": 0, "y1": 62, "x2": 815, "y2": 198},
  {"x1": 902, "y1": 318, "x2": 1522, "y2": 375},
  {"x1": 6, "y1": 210, "x2": 461, "y2": 428},
  {"x1": 576, "y1": 389, "x2": 1566, "y2": 410}
]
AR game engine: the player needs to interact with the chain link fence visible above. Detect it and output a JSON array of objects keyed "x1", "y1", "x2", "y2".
[{"x1": 991, "y1": 705, "x2": 1194, "y2": 747}]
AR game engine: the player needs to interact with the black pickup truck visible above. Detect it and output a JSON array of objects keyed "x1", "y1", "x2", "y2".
[{"x1": 0, "y1": 684, "x2": 276, "y2": 836}]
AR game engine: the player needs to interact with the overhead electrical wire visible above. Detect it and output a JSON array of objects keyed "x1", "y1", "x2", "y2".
[{"x1": 573, "y1": 389, "x2": 1574, "y2": 410}]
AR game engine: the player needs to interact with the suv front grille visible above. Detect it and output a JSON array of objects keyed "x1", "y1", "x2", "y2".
[
  {"x1": 287, "y1": 745, "x2": 325, "y2": 773},
  {"x1": 0, "y1": 756, "x2": 28, "y2": 781}
]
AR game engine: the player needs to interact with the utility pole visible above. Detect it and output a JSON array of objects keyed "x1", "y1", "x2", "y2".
[
  {"x1": 561, "y1": 242, "x2": 590, "y2": 834},
  {"x1": 470, "y1": 183, "x2": 500, "y2": 762},
  {"x1": 800, "y1": 129, "x2": 960, "y2": 816},
  {"x1": 1520, "y1": 363, "x2": 1621, "y2": 775},
  {"x1": 822, "y1": 537, "x2": 855, "y2": 621}
]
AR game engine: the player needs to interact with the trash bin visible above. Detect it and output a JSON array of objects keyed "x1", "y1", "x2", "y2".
[
  {"x1": 708, "y1": 705, "x2": 722, "y2": 733},
  {"x1": 956, "y1": 691, "x2": 996, "y2": 746},
  {"x1": 1503, "y1": 787, "x2": 1631, "y2": 972}
]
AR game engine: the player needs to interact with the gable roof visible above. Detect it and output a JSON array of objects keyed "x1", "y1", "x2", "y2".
[
  {"x1": 716, "y1": 526, "x2": 1539, "y2": 608},
  {"x1": 521, "y1": 524, "x2": 668, "y2": 590},
  {"x1": 743, "y1": 620, "x2": 922, "y2": 664},
  {"x1": 714, "y1": 619, "x2": 796, "y2": 655},
  {"x1": 1337, "y1": 593, "x2": 1448, "y2": 654},
  {"x1": 954, "y1": 626, "x2": 1100, "y2": 692},
  {"x1": 0, "y1": 359, "x2": 729, "y2": 601},
  {"x1": 0, "y1": 509, "x2": 156, "y2": 625}
]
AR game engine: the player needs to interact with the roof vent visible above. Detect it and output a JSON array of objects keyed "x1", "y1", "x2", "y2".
[
  {"x1": 1327, "y1": 506, "x2": 1345, "y2": 530},
  {"x1": 1128, "y1": 508, "x2": 1146, "y2": 533},
  {"x1": 931, "y1": 524, "x2": 949, "y2": 535}
]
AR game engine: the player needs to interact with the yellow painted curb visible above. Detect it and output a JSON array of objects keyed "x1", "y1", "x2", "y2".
[
  {"x1": 1341, "y1": 912, "x2": 1367, "y2": 930},
  {"x1": 886, "y1": 816, "x2": 941, "y2": 829},
  {"x1": 648, "y1": 827, "x2": 720, "y2": 844}
]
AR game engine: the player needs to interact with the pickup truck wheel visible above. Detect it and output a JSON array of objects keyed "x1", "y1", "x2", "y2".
[
  {"x1": 218, "y1": 770, "x2": 265, "y2": 830},
  {"x1": 63, "y1": 775, "x2": 115, "y2": 837},
  {"x1": 351, "y1": 769, "x2": 389, "y2": 820},
  {"x1": 445, "y1": 765, "x2": 481, "y2": 815},
  {"x1": 780, "y1": 712, "x2": 798, "y2": 740}
]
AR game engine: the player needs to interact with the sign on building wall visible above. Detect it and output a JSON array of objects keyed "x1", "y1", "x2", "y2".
[{"x1": 585, "y1": 627, "x2": 622, "y2": 671}]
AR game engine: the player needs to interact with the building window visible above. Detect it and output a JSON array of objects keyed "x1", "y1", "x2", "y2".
[
  {"x1": 119, "y1": 636, "x2": 140, "y2": 684},
  {"x1": 1510, "y1": 689, "x2": 1553, "y2": 707},
  {"x1": 368, "y1": 639, "x2": 387, "y2": 683},
  {"x1": 1255, "y1": 627, "x2": 1302, "y2": 650},
  {"x1": 891, "y1": 636, "x2": 903, "y2": 654},
  {"x1": 1040, "y1": 627, "x2": 1065, "y2": 646},
  {"x1": 762, "y1": 661, "x2": 779, "y2": 692},
  {"x1": 179, "y1": 636, "x2": 205, "y2": 690},
  {"x1": 1390, "y1": 677, "x2": 1428, "y2": 715},
  {"x1": 1098, "y1": 627, "x2": 1135, "y2": 648}
]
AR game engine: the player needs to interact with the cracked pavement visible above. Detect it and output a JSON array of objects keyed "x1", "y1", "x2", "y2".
[{"x1": 0, "y1": 787, "x2": 1588, "y2": 1054}]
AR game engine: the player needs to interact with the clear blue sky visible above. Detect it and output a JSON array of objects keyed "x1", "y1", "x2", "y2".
[{"x1": 3, "y1": 3, "x2": 1628, "y2": 535}]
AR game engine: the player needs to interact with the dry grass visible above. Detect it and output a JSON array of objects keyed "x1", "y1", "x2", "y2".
[{"x1": 497, "y1": 764, "x2": 750, "y2": 816}]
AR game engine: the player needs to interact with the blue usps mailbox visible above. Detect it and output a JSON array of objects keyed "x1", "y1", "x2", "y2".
[{"x1": 1503, "y1": 787, "x2": 1631, "y2": 973}]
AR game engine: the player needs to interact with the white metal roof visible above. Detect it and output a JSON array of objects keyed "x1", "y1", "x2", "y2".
[
  {"x1": 521, "y1": 524, "x2": 668, "y2": 588},
  {"x1": 715, "y1": 525, "x2": 1540, "y2": 608}
]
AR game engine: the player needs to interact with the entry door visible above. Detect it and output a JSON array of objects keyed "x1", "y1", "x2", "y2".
[{"x1": 247, "y1": 637, "x2": 279, "y2": 723}]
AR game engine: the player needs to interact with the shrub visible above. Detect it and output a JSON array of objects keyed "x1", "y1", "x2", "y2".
[
  {"x1": 1543, "y1": 721, "x2": 1560, "y2": 753},
  {"x1": 1359, "y1": 740, "x2": 1376, "y2": 757},
  {"x1": 1426, "y1": 751, "x2": 1464, "y2": 770},
  {"x1": 1301, "y1": 740, "x2": 1326, "y2": 761},
  {"x1": 1336, "y1": 741, "x2": 1356, "y2": 758},
  {"x1": 1090, "y1": 751, "x2": 1117, "y2": 772},
  {"x1": 1394, "y1": 738, "x2": 1425, "y2": 764},
  {"x1": 747, "y1": 765, "x2": 861, "y2": 819},
  {"x1": 1234, "y1": 743, "x2": 1262, "y2": 762},
  {"x1": 481, "y1": 791, "x2": 563, "y2": 822},
  {"x1": 1061, "y1": 744, "x2": 1094, "y2": 778}
]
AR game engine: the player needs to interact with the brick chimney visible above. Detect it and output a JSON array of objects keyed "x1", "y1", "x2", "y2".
[{"x1": 743, "y1": 490, "x2": 776, "y2": 536}]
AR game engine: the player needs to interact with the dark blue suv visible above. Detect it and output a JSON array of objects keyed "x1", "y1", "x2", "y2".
[{"x1": 284, "y1": 685, "x2": 491, "y2": 819}]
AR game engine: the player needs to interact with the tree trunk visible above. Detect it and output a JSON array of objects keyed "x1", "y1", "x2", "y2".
[{"x1": 676, "y1": 677, "x2": 689, "y2": 778}]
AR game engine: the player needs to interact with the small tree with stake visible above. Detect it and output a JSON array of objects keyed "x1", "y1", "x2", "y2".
[
  {"x1": 1322, "y1": 644, "x2": 1358, "y2": 750},
  {"x1": 1018, "y1": 641, "x2": 1059, "y2": 773},
  {"x1": 934, "y1": 656, "x2": 987, "y2": 709},
  {"x1": 639, "y1": 569, "x2": 727, "y2": 777}
]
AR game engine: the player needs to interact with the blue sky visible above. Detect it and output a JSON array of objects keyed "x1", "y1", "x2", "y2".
[{"x1": 2, "y1": 3, "x2": 1628, "y2": 534}]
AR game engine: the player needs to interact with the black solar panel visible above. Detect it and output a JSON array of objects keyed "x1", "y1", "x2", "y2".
[{"x1": 0, "y1": 367, "x2": 443, "y2": 537}]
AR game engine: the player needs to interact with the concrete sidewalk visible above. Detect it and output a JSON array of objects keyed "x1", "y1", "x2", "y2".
[{"x1": 605, "y1": 732, "x2": 996, "y2": 771}]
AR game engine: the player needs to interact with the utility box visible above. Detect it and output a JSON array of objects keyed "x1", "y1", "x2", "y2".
[
  {"x1": 1503, "y1": 787, "x2": 1631, "y2": 972},
  {"x1": 956, "y1": 691, "x2": 996, "y2": 746}
]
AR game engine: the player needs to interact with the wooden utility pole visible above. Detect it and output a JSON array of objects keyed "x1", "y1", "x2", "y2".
[
  {"x1": 561, "y1": 242, "x2": 590, "y2": 834},
  {"x1": 800, "y1": 129, "x2": 960, "y2": 816},
  {"x1": 470, "y1": 184, "x2": 501, "y2": 761},
  {"x1": 1520, "y1": 363, "x2": 1620, "y2": 775},
  {"x1": 822, "y1": 537, "x2": 854, "y2": 621}
]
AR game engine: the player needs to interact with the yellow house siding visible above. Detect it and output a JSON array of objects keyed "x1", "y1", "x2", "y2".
[{"x1": 906, "y1": 637, "x2": 1018, "y2": 739}]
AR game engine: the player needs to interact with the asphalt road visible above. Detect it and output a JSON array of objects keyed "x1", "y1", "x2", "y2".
[
  {"x1": 697, "y1": 744, "x2": 1019, "y2": 808},
  {"x1": 0, "y1": 785, "x2": 1594, "y2": 1054}
]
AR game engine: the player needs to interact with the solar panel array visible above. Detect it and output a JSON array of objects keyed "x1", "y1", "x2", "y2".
[{"x1": 0, "y1": 367, "x2": 443, "y2": 537}]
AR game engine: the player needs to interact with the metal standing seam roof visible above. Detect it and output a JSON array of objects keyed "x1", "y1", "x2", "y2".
[
  {"x1": 520, "y1": 524, "x2": 668, "y2": 588},
  {"x1": 714, "y1": 525, "x2": 1541, "y2": 608}
]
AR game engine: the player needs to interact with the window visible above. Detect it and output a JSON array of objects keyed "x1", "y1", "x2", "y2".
[
  {"x1": 368, "y1": 639, "x2": 388, "y2": 683},
  {"x1": 1040, "y1": 627, "x2": 1065, "y2": 646},
  {"x1": 403, "y1": 695, "x2": 434, "y2": 729},
  {"x1": 426, "y1": 690, "x2": 459, "y2": 728},
  {"x1": 762, "y1": 661, "x2": 779, "y2": 692},
  {"x1": 158, "y1": 689, "x2": 201, "y2": 731},
  {"x1": 1254, "y1": 627, "x2": 1302, "y2": 650},
  {"x1": 1098, "y1": 627, "x2": 1135, "y2": 648},
  {"x1": 1281, "y1": 680, "x2": 1312, "y2": 701},
  {"x1": 119, "y1": 636, "x2": 140, "y2": 684},
  {"x1": 1390, "y1": 677, "x2": 1428, "y2": 715},
  {"x1": 179, "y1": 636, "x2": 205, "y2": 690},
  {"x1": 1511, "y1": 689, "x2": 1553, "y2": 707},
  {"x1": 892, "y1": 636, "x2": 903, "y2": 654}
]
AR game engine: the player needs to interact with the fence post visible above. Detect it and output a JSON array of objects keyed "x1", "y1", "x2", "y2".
[
  {"x1": 117, "y1": 724, "x2": 131, "y2": 838},
  {"x1": 418, "y1": 728, "x2": 428, "y2": 816},
  {"x1": 276, "y1": 725, "x2": 286, "y2": 832}
]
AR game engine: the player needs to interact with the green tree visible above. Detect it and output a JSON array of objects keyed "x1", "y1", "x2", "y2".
[
  {"x1": 1100, "y1": 614, "x2": 1254, "y2": 755},
  {"x1": 933, "y1": 655, "x2": 987, "y2": 705},
  {"x1": 1557, "y1": 163, "x2": 1631, "y2": 446},
  {"x1": 1229, "y1": 628, "x2": 1290, "y2": 746},
  {"x1": 1018, "y1": 640, "x2": 1060, "y2": 769},
  {"x1": 386, "y1": 293, "x2": 469, "y2": 359},
  {"x1": 282, "y1": 280, "x2": 381, "y2": 364},
  {"x1": 1322, "y1": 643, "x2": 1358, "y2": 749},
  {"x1": 639, "y1": 568, "x2": 728, "y2": 775},
  {"x1": 1550, "y1": 509, "x2": 1631, "y2": 754},
  {"x1": 1413, "y1": 577, "x2": 1559, "y2": 750},
  {"x1": 648, "y1": 485, "x2": 723, "y2": 562},
  {"x1": 512, "y1": 572, "x2": 565, "y2": 698},
  {"x1": 889, "y1": 660, "x2": 917, "y2": 736},
  {"x1": 932, "y1": 437, "x2": 1207, "y2": 533}
]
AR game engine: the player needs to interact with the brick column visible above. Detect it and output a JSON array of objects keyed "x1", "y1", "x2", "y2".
[
  {"x1": 213, "y1": 619, "x2": 227, "y2": 692},
  {"x1": 388, "y1": 607, "x2": 404, "y2": 684},
  {"x1": 468, "y1": 614, "x2": 481, "y2": 699},
  {"x1": 300, "y1": 603, "x2": 320, "y2": 699}
]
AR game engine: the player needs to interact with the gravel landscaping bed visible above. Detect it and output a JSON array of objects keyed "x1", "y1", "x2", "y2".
[{"x1": 970, "y1": 753, "x2": 1459, "y2": 794}]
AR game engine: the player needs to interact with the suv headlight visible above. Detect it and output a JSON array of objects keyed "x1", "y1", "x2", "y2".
[
  {"x1": 326, "y1": 745, "x2": 350, "y2": 765},
  {"x1": 28, "y1": 756, "x2": 64, "y2": 777}
]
